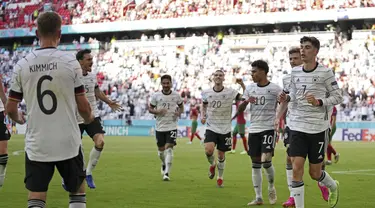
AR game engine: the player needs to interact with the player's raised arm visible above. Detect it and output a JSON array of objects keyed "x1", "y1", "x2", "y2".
[
  {"x1": 73, "y1": 65, "x2": 94, "y2": 124},
  {"x1": 200, "y1": 92, "x2": 208, "y2": 124},
  {"x1": 94, "y1": 82, "x2": 121, "y2": 111},
  {"x1": 6, "y1": 65, "x2": 25, "y2": 124},
  {"x1": 320, "y1": 70, "x2": 343, "y2": 106}
]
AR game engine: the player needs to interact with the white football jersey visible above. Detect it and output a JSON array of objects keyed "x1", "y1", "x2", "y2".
[
  {"x1": 243, "y1": 82, "x2": 282, "y2": 133},
  {"x1": 288, "y1": 63, "x2": 343, "y2": 134},
  {"x1": 202, "y1": 87, "x2": 240, "y2": 134},
  {"x1": 9, "y1": 48, "x2": 84, "y2": 162},
  {"x1": 77, "y1": 73, "x2": 99, "y2": 124},
  {"x1": 150, "y1": 91, "x2": 183, "y2": 132}
]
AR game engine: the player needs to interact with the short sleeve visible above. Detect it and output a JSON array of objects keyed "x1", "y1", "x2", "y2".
[
  {"x1": 150, "y1": 93, "x2": 157, "y2": 107},
  {"x1": 8, "y1": 64, "x2": 23, "y2": 102},
  {"x1": 73, "y1": 61, "x2": 85, "y2": 95}
]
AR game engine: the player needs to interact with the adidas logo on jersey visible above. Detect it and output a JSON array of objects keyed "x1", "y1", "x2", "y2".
[
  {"x1": 318, "y1": 155, "x2": 323, "y2": 159},
  {"x1": 266, "y1": 145, "x2": 271, "y2": 149}
]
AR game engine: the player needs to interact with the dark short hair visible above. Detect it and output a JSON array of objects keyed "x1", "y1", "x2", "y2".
[
  {"x1": 300, "y1": 36, "x2": 320, "y2": 51},
  {"x1": 251, "y1": 60, "x2": 269, "y2": 74},
  {"x1": 76, "y1": 49, "x2": 91, "y2": 61},
  {"x1": 288, "y1": 47, "x2": 300, "y2": 55},
  {"x1": 160, "y1": 74, "x2": 172, "y2": 83},
  {"x1": 37, "y1": 12, "x2": 62, "y2": 37}
]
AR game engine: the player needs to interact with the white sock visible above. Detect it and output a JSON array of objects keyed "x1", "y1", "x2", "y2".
[
  {"x1": 0, "y1": 164, "x2": 6, "y2": 187},
  {"x1": 252, "y1": 163, "x2": 263, "y2": 199},
  {"x1": 286, "y1": 164, "x2": 293, "y2": 197},
  {"x1": 69, "y1": 203, "x2": 86, "y2": 208},
  {"x1": 158, "y1": 150, "x2": 165, "y2": 165},
  {"x1": 217, "y1": 158, "x2": 225, "y2": 179},
  {"x1": 0, "y1": 154, "x2": 8, "y2": 187},
  {"x1": 86, "y1": 147, "x2": 102, "y2": 175},
  {"x1": 165, "y1": 148, "x2": 173, "y2": 175},
  {"x1": 69, "y1": 194, "x2": 86, "y2": 208},
  {"x1": 206, "y1": 154, "x2": 215, "y2": 166},
  {"x1": 263, "y1": 162, "x2": 275, "y2": 189},
  {"x1": 319, "y1": 171, "x2": 337, "y2": 191},
  {"x1": 292, "y1": 181, "x2": 304, "y2": 208}
]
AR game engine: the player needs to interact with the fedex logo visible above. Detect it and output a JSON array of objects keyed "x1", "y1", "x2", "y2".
[
  {"x1": 177, "y1": 127, "x2": 191, "y2": 137},
  {"x1": 342, "y1": 129, "x2": 375, "y2": 142}
]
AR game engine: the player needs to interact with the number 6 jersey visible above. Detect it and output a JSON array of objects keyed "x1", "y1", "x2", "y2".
[
  {"x1": 201, "y1": 87, "x2": 241, "y2": 134},
  {"x1": 243, "y1": 82, "x2": 282, "y2": 133},
  {"x1": 8, "y1": 48, "x2": 85, "y2": 162}
]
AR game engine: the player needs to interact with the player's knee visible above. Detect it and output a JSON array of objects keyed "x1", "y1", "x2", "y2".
[
  {"x1": 240, "y1": 134, "x2": 245, "y2": 138},
  {"x1": 250, "y1": 156, "x2": 261, "y2": 163},
  {"x1": 0, "y1": 141, "x2": 8, "y2": 154},
  {"x1": 158, "y1": 146, "x2": 165, "y2": 152},
  {"x1": 262, "y1": 161, "x2": 272, "y2": 169},
  {"x1": 217, "y1": 151, "x2": 225, "y2": 160},
  {"x1": 94, "y1": 134, "x2": 104, "y2": 149},
  {"x1": 261, "y1": 153, "x2": 272, "y2": 162},
  {"x1": 69, "y1": 193, "x2": 86, "y2": 205},
  {"x1": 28, "y1": 192, "x2": 47, "y2": 201},
  {"x1": 309, "y1": 168, "x2": 322, "y2": 180},
  {"x1": 205, "y1": 150, "x2": 214, "y2": 157}
]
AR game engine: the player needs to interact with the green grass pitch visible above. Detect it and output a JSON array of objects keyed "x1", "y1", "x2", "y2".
[{"x1": 1, "y1": 135, "x2": 375, "y2": 208}]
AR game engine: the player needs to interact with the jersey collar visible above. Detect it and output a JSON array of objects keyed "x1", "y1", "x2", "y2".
[
  {"x1": 162, "y1": 90, "x2": 172, "y2": 95},
  {"x1": 302, "y1": 62, "x2": 319, "y2": 73},
  {"x1": 257, "y1": 81, "x2": 270, "y2": 88},
  {"x1": 35, "y1": 47, "x2": 57, "y2": 50},
  {"x1": 213, "y1": 86, "x2": 224, "y2": 93}
]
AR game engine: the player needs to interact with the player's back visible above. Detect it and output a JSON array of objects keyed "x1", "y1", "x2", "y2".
[
  {"x1": 246, "y1": 82, "x2": 282, "y2": 133},
  {"x1": 14, "y1": 48, "x2": 83, "y2": 162}
]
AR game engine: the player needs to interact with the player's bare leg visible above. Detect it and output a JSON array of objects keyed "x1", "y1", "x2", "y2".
[
  {"x1": 216, "y1": 150, "x2": 225, "y2": 187},
  {"x1": 28, "y1": 191, "x2": 47, "y2": 208},
  {"x1": 240, "y1": 133, "x2": 248, "y2": 155},
  {"x1": 0, "y1": 140, "x2": 8, "y2": 188},
  {"x1": 291, "y1": 156, "x2": 305, "y2": 208},
  {"x1": 309, "y1": 162, "x2": 339, "y2": 207},
  {"x1": 262, "y1": 152, "x2": 277, "y2": 205},
  {"x1": 158, "y1": 146, "x2": 166, "y2": 176},
  {"x1": 163, "y1": 143, "x2": 174, "y2": 181},
  {"x1": 248, "y1": 156, "x2": 264, "y2": 206},
  {"x1": 69, "y1": 180, "x2": 87, "y2": 208},
  {"x1": 86, "y1": 133, "x2": 104, "y2": 189},
  {"x1": 283, "y1": 155, "x2": 295, "y2": 207},
  {"x1": 204, "y1": 142, "x2": 216, "y2": 180}
]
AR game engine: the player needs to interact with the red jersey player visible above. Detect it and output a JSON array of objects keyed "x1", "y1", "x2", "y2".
[
  {"x1": 326, "y1": 106, "x2": 340, "y2": 164},
  {"x1": 187, "y1": 105, "x2": 202, "y2": 144},
  {"x1": 230, "y1": 101, "x2": 248, "y2": 154}
]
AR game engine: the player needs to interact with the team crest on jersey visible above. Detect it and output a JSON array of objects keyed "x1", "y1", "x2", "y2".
[{"x1": 312, "y1": 76, "x2": 320, "y2": 82}]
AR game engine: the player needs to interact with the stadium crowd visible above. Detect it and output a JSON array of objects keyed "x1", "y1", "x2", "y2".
[
  {"x1": 0, "y1": 0, "x2": 374, "y2": 122},
  {"x1": 0, "y1": 0, "x2": 374, "y2": 29},
  {"x1": 1, "y1": 29, "x2": 374, "y2": 122}
]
